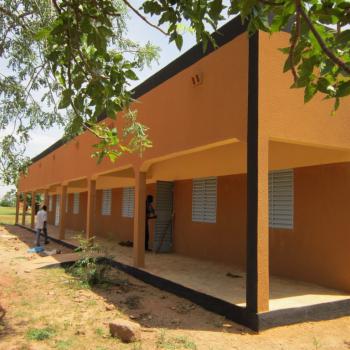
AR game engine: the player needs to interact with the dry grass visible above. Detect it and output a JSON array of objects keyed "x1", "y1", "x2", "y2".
[
  {"x1": 0, "y1": 206, "x2": 16, "y2": 225},
  {"x1": 1, "y1": 225, "x2": 350, "y2": 350}
]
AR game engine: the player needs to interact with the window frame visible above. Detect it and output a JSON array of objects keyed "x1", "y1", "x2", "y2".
[
  {"x1": 48, "y1": 195, "x2": 53, "y2": 212},
  {"x1": 268, "y1": 169, "x2": 294, "y2": 230},
  {"x1": 101, "y1": 189, "x2": 112, "y2": 216},
  {"x1": 192, "y1": 177, "x2": 217, "y2": 224},
  {"x1": 122, "y1": 187, "x2": 135, "y2": 218},
  {"x1": 73, "y1": 193, "x2": 80, "y2": 215}
]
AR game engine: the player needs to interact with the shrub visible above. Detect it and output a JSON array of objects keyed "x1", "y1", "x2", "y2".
[{"x1": 68, "y1": 234, "x2": 111, "y2": 287}]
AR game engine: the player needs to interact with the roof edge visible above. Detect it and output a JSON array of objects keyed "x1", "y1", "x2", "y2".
[{"x1": 31, "y1": 16, "x2": 247, "y2": 164}]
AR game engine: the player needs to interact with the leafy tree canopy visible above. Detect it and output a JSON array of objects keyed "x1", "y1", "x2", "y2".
[
  {"x1": 0, "y1": 0, "x2": 349, "y2": 186},
  {"x1": 0, "y1": 188, "x2": 16, "y2": 206}
]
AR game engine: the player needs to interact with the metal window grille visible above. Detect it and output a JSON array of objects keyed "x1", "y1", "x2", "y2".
[
  {"x1": 269, "y1": 169, "x2": 294, "y2": 229},
  {"x1": 54, "y1": 195, "x2": 60, "y2": 226},
  {"x1": 122, "y1": 187, "x2": 135, "y2": 218},
  {"x1": 192, "y1": 177, "x2": 217, "y2": 223},
  {"x1": 101, "y1": 189, "x2": 112, "y2": 216},
  {"x1": 65, "y1": 195, "x2": 69, "y2": 213},
  {"x1": 73, "y1": 193, "x2": 80, "y2": 214},
  {"x1": 49, "y1": 195, "x2": 53, "y2": 211}
]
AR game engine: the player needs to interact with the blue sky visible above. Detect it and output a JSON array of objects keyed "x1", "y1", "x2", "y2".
[{"x1": 0, "y1": 4, "x2": 233, "y2": 197}]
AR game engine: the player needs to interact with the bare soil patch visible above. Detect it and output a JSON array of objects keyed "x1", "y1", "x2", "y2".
[{"x1": 1, "y1": 225, "x2": 350, "y2": 349}]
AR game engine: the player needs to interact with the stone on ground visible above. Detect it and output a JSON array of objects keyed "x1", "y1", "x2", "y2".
[{"x1": 109, "y1": 319, "x2": 141, "y2": 343}]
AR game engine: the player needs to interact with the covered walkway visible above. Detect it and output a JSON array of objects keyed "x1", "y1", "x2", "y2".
[{"x1": 22, "y1": 223, "x2": 350, "y2": 314}]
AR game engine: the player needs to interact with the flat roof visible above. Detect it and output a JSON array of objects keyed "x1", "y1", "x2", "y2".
[{"x1": 31, "y1": 16, "x2": 246, "y2": 164}]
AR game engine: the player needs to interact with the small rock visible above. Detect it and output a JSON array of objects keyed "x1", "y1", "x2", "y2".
[
  {"x1": 24, "y1": 269, "x2": 31, "y2": 273},
  {"x1": 75, "y1": 330, "x2": 85, "y2": 335},
  {"x1": 109, "y1": 319, "x2": 141, "y2": 343},
  {"x1": 105, "y1": 304, "x2": 115, "y2": 311}
]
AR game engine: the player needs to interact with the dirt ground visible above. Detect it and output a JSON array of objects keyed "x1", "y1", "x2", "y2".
[{"x1": 1, "y1": 225, "x2": 350, "y2": 350}]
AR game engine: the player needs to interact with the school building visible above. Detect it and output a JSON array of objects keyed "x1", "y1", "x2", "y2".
[{"x1": 16, "y1": 18, "x2": 350, "y2": 330}]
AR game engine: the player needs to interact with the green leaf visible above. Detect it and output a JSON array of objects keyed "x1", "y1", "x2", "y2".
[
  {"x1": 336, "y1": 81, "x2": 350, "y2": 97},
  {"x1": 175, "y1": 34, "x2": 183, "y2": 50},
  {"x1": 283, "y1": 57, "x2": 292, "y2": 72},
  {"x1": 58, "y1": 89, "x2": 74, "y2": 109},
  {"x1": 34, "y1": 27, "x2": 51, "y2": 41},
  {"x1": 336, "y1": 30, "x2": 350, "y2": 44},
  {"x1": 304, "y1": 84, "x2": 317, "y2": 103},
  {"x1": 125, "y1": 70, "x2": 138, "y2": 81}
]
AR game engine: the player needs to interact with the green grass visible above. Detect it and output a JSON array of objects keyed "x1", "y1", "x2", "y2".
[
  {"x1": 55, "y1": 339, "x2": 73, "y2": 350},
  {"x1": 156, "y1": 331, "x2": 197, "y2": 350},
  {"x1": 26, "y1": 327, "x2": 56, "y2": 341},
  {"x1": 0, "y1": 206, "x2": 16, "y2": 225}
]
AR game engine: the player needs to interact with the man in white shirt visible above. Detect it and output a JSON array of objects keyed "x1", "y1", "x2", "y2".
[{"x1": 35, "y1": 205, "x2": 48, "y2": 247}]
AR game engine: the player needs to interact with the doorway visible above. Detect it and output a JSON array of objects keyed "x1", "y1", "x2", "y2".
[{"x1": 154, "y1": 181, "x2": 174, "y2": 253}]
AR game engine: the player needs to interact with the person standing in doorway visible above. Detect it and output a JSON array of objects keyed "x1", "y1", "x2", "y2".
[
  {"x1": 145, "y1": 195, "x2": 157, "y2": 251},
  {"x1": 35, "y1": 205, "x2": 48, "y2": 247}
]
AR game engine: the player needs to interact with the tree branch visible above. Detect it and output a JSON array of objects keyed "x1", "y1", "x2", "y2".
[
  {"x1": 289, "y1": 0, "x2": 301, "y2": 82},
  {"x1": 0, "y1": 5, "x2": 29, "y2": 29},
  {"x1": 259, "y1": 0, "x2": 284, "y2": 6},
  {"x1": 51, "y1": 0, "x2": 62, "y2": 14},
  {"x1": 299, "y1": 6, "x2": 350, "y2": 75},
  {"x1": 122, "y1": 0, "x2": 168, "y2": 36}
]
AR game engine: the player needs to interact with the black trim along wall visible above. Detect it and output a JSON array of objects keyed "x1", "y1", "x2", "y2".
[{"x1": 17, "y1": 223, "x2": 350, "y2": 332}]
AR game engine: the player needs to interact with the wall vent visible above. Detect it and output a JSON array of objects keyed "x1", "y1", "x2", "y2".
[{"x1": 191, "y1": 73, "x2": 203, "y2": 86}]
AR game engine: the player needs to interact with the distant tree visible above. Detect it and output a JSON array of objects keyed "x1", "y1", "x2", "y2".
[
  {"x1": 0, "y1": 189, "x2": 16, "y2": 207},
  {"x1": 0, "y1": 0, "x2": 349, "y2": 186}
]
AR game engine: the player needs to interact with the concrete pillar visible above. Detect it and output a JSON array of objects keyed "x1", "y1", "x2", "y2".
[
  {"x1": 21, "y1": 193, "x2": 27, "y2": 226},
  {"x1": 59, "y1": 185, "x2": 67, "y2": 239},
  {"x1": 246, "y1": 32, "x2": 269, "y2": 314},
  {"x1": 133, "y1": 171, "x2": 146, "y2": 267},
  {"x1": 44, "y1": 189, "x2": 49, "y2": 208},
  {"x1": 30, "y1": 191, "x2": 36, "y2": 229},
  {"x1": 86, "y1": 179, "x2": 96, "y2": 240},
  {"x1": 15, "y1": 192, "x2": 20, "y2": 225}
]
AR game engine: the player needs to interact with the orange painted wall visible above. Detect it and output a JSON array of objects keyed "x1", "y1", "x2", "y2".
[
  {"x1": 47, "y1": 195, "x2": 56, "y2": 225},
  {"x1": 94, "y1": 188, "x2": 133, "y2": 240},
  {"x1": 65, "y1": 193, "x2": 87, "y2": 233},
  {"x1": 260, "y1": 32, "x2": 350, "y2": 149},
  {"x1": 269, "y1": 162, "x2": 350, "y2": 292},
  {"x1": 18, "y1": 33, "x2": 249, "y2": 193},
  {"x1": 93, "y1": 184, "x2": 156, "y2": 243},
  {"x1": 173, "y1": 175, "x2": 247, "y2": 267},
  {"x1": 172, "y1": 163, "x2": 350, "y2": 292}
]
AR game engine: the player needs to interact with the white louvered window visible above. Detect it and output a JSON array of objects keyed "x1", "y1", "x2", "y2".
[
  {"x1": 269, "y1": 169, "x2": 294, "y2": 229},
  {"x1": 48, "y1": 195, "x2": 53, "y2": 211},
  {"x1": 101, "y1": 189, "x2": 112, "y2": 216},
  {"x1": 122, "y1": 187, "x2": 135, "y2": 218},
  {"x1": 65, "y1": 195, "x2": 69, "y2": 213},
  {"x1": 73, "y1": 193, "x2": 80, "y2": 214},
  {"x1": 192, "y1": 177, "x2": 217, "y2": 223}
]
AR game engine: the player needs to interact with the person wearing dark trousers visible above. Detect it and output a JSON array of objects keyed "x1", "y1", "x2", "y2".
[
  {"x1": 35, "y1": 205, "x2": 48, "y2": 247},
  {"x1": 43, "y1": 219, "x2": 49, "y2": 244},
  {"x1": 145, "y1": 195, "x2": 156, "y2": 251}
]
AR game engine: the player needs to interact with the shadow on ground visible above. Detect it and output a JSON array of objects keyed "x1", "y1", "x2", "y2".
[
  {"x1": 0, "y1": 303, "x2": 14, "y2": 343},
  {"x1": 3, "y1": 224, "x2": 253, "y2": 336}
]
